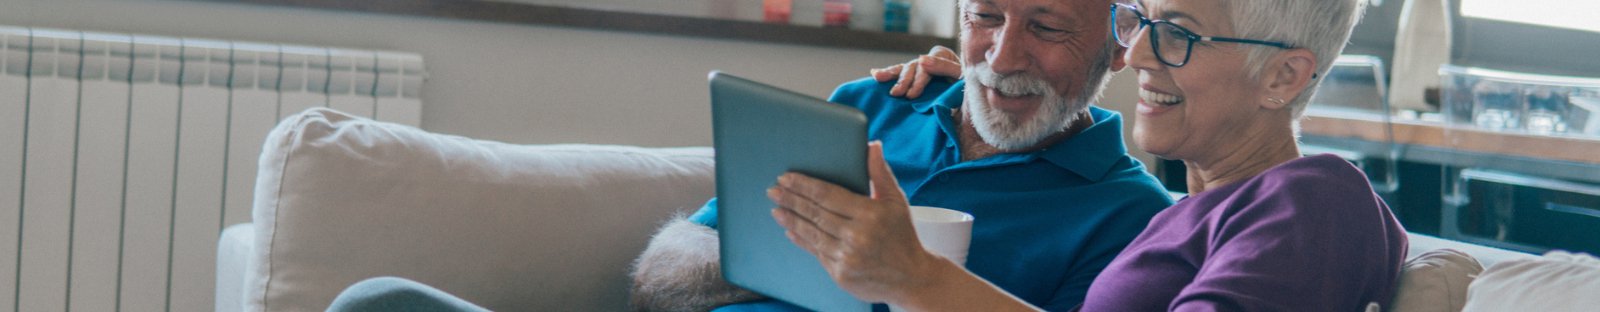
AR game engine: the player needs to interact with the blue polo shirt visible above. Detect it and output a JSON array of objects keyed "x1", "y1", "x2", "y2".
[{"x1": 692, "y1": 78, "x2": 1173, "y2": 311}]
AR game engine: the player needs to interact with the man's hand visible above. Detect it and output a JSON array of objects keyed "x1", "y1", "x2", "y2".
[
  {"x1": 768, "y1": 142, "x2": 946, "y2": 305},
  {"x1": 869, "y1": 45, "x2": 962, "y2": 99},
  {"x1": 629, "y1": 217, "x2": 766, "y2": 312}
]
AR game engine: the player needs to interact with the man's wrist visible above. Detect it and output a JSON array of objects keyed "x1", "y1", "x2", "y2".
[{"x1": 887, "y1": 251, "x2": 964, "y2": 309}]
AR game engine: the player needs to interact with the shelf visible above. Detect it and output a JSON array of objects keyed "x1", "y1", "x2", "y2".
[{"x1": 201, "y1": 0, "x2": 960, "y2": 54}]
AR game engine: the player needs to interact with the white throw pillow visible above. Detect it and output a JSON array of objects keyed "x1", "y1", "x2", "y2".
[
  {"x1": 1389, "y1": 249, "x2": 1483, "y2": 312},
  {"x1": 244, "y1": 108, "x2": 716, "y2": 311},
  {"x1": 1462, "y1": 251, "x2": 1600, "y2": 312}
]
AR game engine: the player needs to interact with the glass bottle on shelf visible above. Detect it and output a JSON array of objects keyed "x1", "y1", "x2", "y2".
[
  {"x1": 824, "y1": 0, "x2": 853, "y2": 27},
  {"x1": 764, "y1": 0, "x2": 793, "y2": 24}
]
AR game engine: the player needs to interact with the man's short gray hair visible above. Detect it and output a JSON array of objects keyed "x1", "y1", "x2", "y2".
[{"x1": 1225, "y1": 0, "x2": 1368, "y2": 118}]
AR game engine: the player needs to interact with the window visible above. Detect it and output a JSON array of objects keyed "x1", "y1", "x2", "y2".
[{"x1": 1461, "y1": 0, "x2": 1600, "y2": 33}]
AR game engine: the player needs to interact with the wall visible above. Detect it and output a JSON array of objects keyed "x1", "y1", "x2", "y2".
[
  {"x1": 0, "y1": 0, "x2": 911, "y2": 148},
  {"x1": 0, "y1": 0, "x2": 1154, "y2": 163}
]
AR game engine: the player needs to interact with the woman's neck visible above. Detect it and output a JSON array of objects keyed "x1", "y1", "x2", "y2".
[{"x1": 1184, "y1": 121, "x2": 1301, "y2": 194}]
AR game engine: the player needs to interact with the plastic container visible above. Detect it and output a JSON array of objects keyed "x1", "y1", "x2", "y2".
[
  {"x1": 884, "y1": 0, "x2": 911, "y2": 33},
  {"x1": 1307, "y1": 55, "x2": 1389, "y2": 116},
  {"x1": 1439, "y1": 65, "x2": 1600, "y2": 136}
]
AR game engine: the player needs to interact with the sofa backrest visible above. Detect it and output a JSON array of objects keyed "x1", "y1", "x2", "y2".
[
  {"x1": 1406, "y1": 233, "x2": 1533, "y2": 267},
  {"x1": 244, "y1": 108, "x2": 715, "y2": 311}
]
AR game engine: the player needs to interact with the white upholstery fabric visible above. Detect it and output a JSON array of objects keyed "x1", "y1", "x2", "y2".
[
  {"x1": 1389, "y1": 249, "x2": 1482, "y2": 312},
  {"x1": 222, "y1": 108, "x2": 1572, "y2": 311},
  {"x1": 216, "y1": 223, "x2": 255, "y2": 312},
  {"x1": 1406, "y1": 234, "x2": 1532, "y2": 268},
  {"x1": 1462, "y1": 251, "x2": 1600, "y2": 312},
  {"x1": 242, "y1": 108, "x2": 715, "y2": 311}
]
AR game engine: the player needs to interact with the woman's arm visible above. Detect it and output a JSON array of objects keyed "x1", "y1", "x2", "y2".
[{"x1": 870, "y1": 46, "x2": 963, "y2": 99}]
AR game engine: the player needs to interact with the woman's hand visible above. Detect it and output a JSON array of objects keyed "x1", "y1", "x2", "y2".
[
  {"x1": 870, "y1": 46, "x2": 962, "y2": 99},
  {"x1": 768, "y1": 141, "x2": 944, "y2": 304}
]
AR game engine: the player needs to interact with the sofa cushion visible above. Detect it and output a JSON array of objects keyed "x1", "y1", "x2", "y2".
[
  {"x1": 1462, "y1": 251, "x2": 1600, "y2": 312},
  {"x1": 1389, "y1": 249, "x2": 1481, "y2": 312},
  {"x1": 245, "y1": 108, "x2": 715, "y2": 311}
]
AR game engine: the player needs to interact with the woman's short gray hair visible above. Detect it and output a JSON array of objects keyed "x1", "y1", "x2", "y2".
[{"x1": 1226, "y1": 0, "x2": 1368, "y2": 118}]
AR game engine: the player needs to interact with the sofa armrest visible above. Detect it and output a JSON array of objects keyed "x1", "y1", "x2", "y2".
[{"x1": 217, "y1": 223, "x2": 256, "y2": 312}]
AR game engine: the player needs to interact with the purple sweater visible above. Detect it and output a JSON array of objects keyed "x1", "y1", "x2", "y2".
[{"x1": 1080, "y1": 154, "x2": 1406, "y2": 311}]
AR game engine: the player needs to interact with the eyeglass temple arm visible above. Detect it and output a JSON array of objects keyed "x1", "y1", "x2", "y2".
[
  {"x1": 1197, "y1": 37, "x2": 1320, "y2": 79},
  {"x1": 1201, "y1": 36, "x2": 1294, "y2": 49}
]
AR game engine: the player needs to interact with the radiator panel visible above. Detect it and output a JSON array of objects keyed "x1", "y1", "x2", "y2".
[
  {"x1": 67, "y1": 34, "x2": 134, "y2": 312},
  {"x1": 119, "y1": 35, "x2": 183, "y2": 312},
  {"x1": 0, "y1": 30, "x2": 29, "y2": 312},
  {"x1": 171, "y1": 45, "x2": 230, "y2": 312},
  {"x1": 1, "y1": 27, "x2": 425, "y2": 312},
  {"x1": 19, "y1": 32, "x2": 82, "y2": 312}
]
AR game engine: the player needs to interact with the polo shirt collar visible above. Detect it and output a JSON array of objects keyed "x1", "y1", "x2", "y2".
[
  {"x1": 917, "y1": 80, "x2": 967, "y2": 114},
  {"x1": 934, "y1": 80, "x2": 1129, "y2": 182},
  {"x1": 1037, "y1": 106, "x2": 1128, "y2": 182}
]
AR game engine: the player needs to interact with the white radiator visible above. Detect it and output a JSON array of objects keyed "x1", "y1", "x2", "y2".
[{"x1": 0, "y1": 27, "x2": 425, "y2": 312}]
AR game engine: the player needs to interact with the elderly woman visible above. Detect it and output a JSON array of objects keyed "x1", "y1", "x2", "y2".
[{"x1": 769, "y1": 0, "x2": 1405, "y2": 310}]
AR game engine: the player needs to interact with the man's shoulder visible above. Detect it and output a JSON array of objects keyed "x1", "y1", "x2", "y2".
[
  {"x1": 827, "y1": 77, "x2": 959, "y2": 112},
  {"x1": 826, "y1": 77, "x2": 892, "y2": 107},
  {"x1": 1094, "y1": 158, "x2": 1178, "y2": 209}
]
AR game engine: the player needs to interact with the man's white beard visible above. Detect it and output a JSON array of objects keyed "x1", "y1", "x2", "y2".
[{"x1": 961, "y1": 52, "x2": 1113, "y2": 151}]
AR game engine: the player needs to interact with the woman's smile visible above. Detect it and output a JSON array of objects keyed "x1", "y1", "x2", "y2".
[{"x1": 1136, "y1": 86, "x2": 1184, "y2": 116}]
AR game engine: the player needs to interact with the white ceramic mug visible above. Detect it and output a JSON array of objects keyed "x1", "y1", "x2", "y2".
[
  {"x1": 893, "y1": 206, "x2": 973, "y2": 312},
  {"x1": 908, "y1": 205, "x2": 974, "y2": 266}
]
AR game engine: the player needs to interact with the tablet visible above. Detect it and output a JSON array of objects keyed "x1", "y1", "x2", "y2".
[{"x1": 709, "y1": 71, "x2": 872, "y2": 312}]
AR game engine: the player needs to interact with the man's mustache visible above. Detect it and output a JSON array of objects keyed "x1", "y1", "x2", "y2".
[{"x1": 965, "y1": 63, "x2": 1056, "y2": 98}]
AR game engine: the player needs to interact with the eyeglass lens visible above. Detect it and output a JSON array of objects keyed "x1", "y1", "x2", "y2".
[{"x1": 1113, "y1": 5, "x2": 1195, "y2": 67}]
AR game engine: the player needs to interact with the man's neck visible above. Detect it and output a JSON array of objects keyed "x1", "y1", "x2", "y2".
[{"x1": 955, "y1": 107, "x2": 1093, "y2": 162}]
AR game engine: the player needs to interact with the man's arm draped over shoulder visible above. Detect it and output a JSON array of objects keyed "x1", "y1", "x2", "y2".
[{"x1": 629, "y1": 202, "x2": 765, "y2": 312}]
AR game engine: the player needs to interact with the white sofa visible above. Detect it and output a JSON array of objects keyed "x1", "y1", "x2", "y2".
[
  {"x1": 215, "y1": 108, "x2": 716, "y2": 311},
  {"x1": 216, "y1": 108, "x2": 1589, "y2": 311}
]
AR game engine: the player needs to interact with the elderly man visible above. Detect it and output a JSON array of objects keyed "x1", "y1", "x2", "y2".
[{"x1": 627, "y1": 0, "x2": 1172, "y2": 311}]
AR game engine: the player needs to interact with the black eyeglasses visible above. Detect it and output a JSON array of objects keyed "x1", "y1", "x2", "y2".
[{"x1": 1110, "y1": 3, "x2": 1296, "y2": 68}]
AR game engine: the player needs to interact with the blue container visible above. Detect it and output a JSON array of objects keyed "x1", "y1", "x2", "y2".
[{"x1": 884, "y1": 0, "x2": 911, "y2": 33}]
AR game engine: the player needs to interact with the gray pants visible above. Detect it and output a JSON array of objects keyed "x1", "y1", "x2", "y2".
[{"x1": 326, "y1": 277, "x2": 490, "y2": 312}]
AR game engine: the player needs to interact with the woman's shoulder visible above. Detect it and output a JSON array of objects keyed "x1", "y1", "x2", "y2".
[
  {"x1": 1252, "y1": 154, "x2": 1374, "y2": 197},
  {"x1": 1207, "y1": 154, "x2": 1386, "y2": 220}
]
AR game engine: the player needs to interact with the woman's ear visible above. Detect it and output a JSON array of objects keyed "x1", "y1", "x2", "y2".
[{"x1": 1260, "y1": 49, "x2": 1317, "y2": 110}]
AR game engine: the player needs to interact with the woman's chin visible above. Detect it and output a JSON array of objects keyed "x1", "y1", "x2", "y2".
[{"x1": 1132, "y1": 127, "x2": 1179, "y2": 159}]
